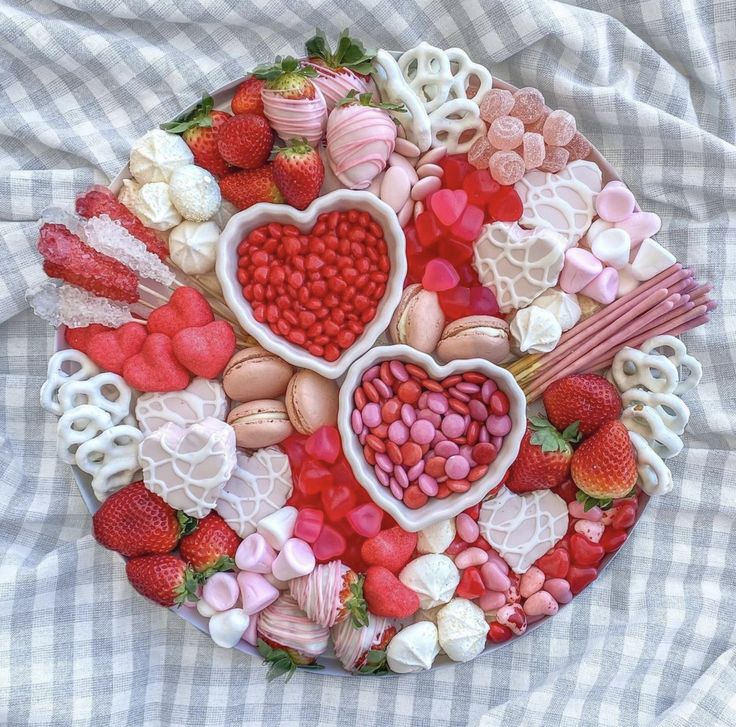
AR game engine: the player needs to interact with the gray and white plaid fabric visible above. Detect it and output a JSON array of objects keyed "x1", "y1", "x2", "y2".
[{"x1": 1, "y1": 1, "x2": 735, "y2": 725}]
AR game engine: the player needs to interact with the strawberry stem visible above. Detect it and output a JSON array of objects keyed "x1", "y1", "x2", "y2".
[
  {"x1": 305, "y1": 29, "x2": 375, "y2": 75},
  {"x1": 161, "y1": 95, "x2": 215, "y2": 134},
  {"x1": 253, "y1": 56, "x2": 318, "y2": 81},
  {"x1": 335, "y1": 89, "x2": 406, "y2": 113}
]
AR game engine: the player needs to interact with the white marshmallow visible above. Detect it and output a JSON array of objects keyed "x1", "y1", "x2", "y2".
[
  {"x1": 591, "y1": 227, "x2": 631, "y2": 269},
  {"x1": 386, "y1": 621, "x2": 440, "y2": 673},
  {"x1": 436, "y1": 598, "x2": 488, "y2": 662},
  {"x1": 256, "y1": 506, "x2": 298, "y2": 551},
  {"x1": 270, "y1": 538, "x2": 316, "y2": 581},
  {"x1": 630, "y1": 237, "x2": 676, "y2": 281},
  {"x1": 208, "y1": 608, "x2": 250, "y2": 649},
  {"x1": 196, "y1": 597, "x2": 218, "y2": 618},
  {"x1": 399, "y1": 554, "x2": 459, "y2": 609},
  {"x1": 417, "y1": 519, "x2": 456, "y2": 555},
  {"x1": 616, "y1": 265, "x2": 640, "y2": 298},
  {"x1": 129, "y1": 128, "x2": 193, "y2": 184}
]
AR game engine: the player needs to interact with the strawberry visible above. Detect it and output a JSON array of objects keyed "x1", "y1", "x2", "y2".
[
  {"x1": 506, "y1": 416, "x2": 580, "y2": 494},
  {"x1": 257, "y1": 638, "x2": 324, "y2": 681},
  {"x1": 360, "y1": 526, "x2": 417, "y2": 573},
  {"x1": 272, "y1": 138, "x2": 324, "y2": 210},
  {"x1": 93, "y1": 481, "x2": 195, "y2": 557},
  {"x1": 216, "y1": 113, "x2": 273, "y2": 169},
  {"x1": 305, "y1": 30, "x2": 375, "y2": 76},
  {"x1": 363, "y1": 566, "x2": 420, "y2": 619},
  {"x1": 543, "y1": 373, "x2": 622, "y2": 438},
  {"x1": 253, "y1": 55, "x2": 320, "y2": 100},
  {"x1": 219, "y1": 165, "x2": 284, "y2": 210},
  {"x1": 161, "y1": 96, "x2": 232, "y2": 177},
  {"x1": 231, "y1": 77, "x2": 266, "y2": 116},
  {"x1": 571, "y1": 420, "x2": 638, "y2": 501},
  {"x1": 355, "y1": 624, "x2": 397, "y2": 675},
  {"x1": 178, "y1": 512, "x2": 240, "y2": 574},
  {"x1": 125, "y1": 554, "x2": 201, "y2": 606}
]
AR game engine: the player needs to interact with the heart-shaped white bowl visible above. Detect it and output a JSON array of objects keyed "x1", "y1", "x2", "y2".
[
  {"x1": 338, "y1": 344, "x2": 527, "y2": 531},
  {"x1": 216, "y1": 190, "x2": 407, "y2": 379}
]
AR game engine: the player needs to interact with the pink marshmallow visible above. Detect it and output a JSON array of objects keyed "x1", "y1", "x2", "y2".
[
  {"x1": 202, "y1": 572, "x2": 240, "y2": 612},
  {"x1": 237, "y1": 572, "x2": 279, "y2": 615},
  {"x1": 243, "y1": 612, "x2": 259, "y2": 646},
  {"x1": 614, "y1": 211, "x2": 661, "y2": 247},
  {"x1": 595, "y1": 181, "x2": 636, "y2": 222},
  {"x1": 235, "y1": 533, "x2": 276, "y2": 574},
  {"x1": 271, "y1": 538, "x2": 316, "y2": 582},
  {"x1": 580, "y1": 266, "x2": 619, "y2": 304},
  {"x1": 559, "y1": 248, "x2": 603, "y2": 294}
]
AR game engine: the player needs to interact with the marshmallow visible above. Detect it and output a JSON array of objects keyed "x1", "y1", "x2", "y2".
[
  {"x1": 580, "y1": 266, "x2": 619, "y2": 304},
  {"x1": 168, "y1": 164, "x2": 221, "y2": 222},
  {"x1": 594, "y1": 181, "x2": 636, "y2": 222},
  {"x1": 243, "y1": 613, "x2": 259, "y2": 646},
  {"x1": 591, "y1": 227, "x2": 631, "y2": 269},
  {"x1": 58, "y1": 372, "x2": 132, "y2": 425},
  {"x1": 629, "y1": 237, "x2": 676, "y2": 281},
  {"x1": 399, "y1": 554, "x2": 460, "y2": 609},
  {"x1": 417, "y1": 519, "x2": 456, "y2": 555},
  {"x1": 196, "y1": 597, "x2": 218, "y2": 618},
  {"x1": 134, "y1": 182, "x2": 182, "y2": 231},
  {"x1": 386, "y1": 621, "x2": 440, "y2": 673},
  {"x1": 256, "y1": 506, "x2": 298, "y2": 551},
  {"x1": 615, "y1": 211, "x2": 661, "y2": 247},
  {"x1": 436, "y1": 598, "x2": 488, "y2": 662},
  {"x1": 208, "y1": 608, "x2": 250, "y2": 649},
  {"x1": 271, "y1": 538, "x2": 316, "y2": 582},
  {"x1": 583, "y1": 218, "x2": 613, "y2": 247},
  {"x1": 530, "y1": 289, "x2": 581, "y2": 332},
  {"x1": 169, "y1": 220, "x2": 220, "y2": 275},
  {"x1": 41, "y1": 349, "x2": 100, "y2": 416},
  {"x1": 235, "y1": 533, "x2": 276, "y2": 574},
  {"x1": 559, "y1": 248, "x2": 602, "y2": 294},
  {"x1": 129, "y1": 128, "x2": 193, "y2": 184},
  {"x1": 56, "y1": 404, "x2": 113, "y2": 464},
  {"x1": 202, "y1": 572, "x2": 240, "y2": 612},
  {"x1": 237, "y1": 572, "x2": 279, "y2": 615},
  {"x1": 510, "y1": 306, "x2": 562, "y2": 354},
  {"x1": 616, "y1": 265, "x2": 640, "y2": 298}
]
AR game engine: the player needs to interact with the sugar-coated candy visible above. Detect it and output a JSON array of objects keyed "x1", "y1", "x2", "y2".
[
  {"x1": 539, "y1": 145, "x2": 570, "y2": 174},
  {"x1": 510, "y1": 87, "x2": 545, "y2": 123},
  {"x1": 525, "y1": 105, "x2": 551, "y2": 135},
  {"x1": 479, "y1": 89, "x2": 515, "y2": 123},
  {"x1": 564, "y1": 131, "x2": 591, "y2": 161},
  {"x1": 487, "y1": 116, "x2": 524, "y2": 151},
  {"x1": 488, "y1": 150, "x2": 525, "y2": 185},
  {"x1": 519, "y1": 132, "x2": 544, "y2": 170},
  {"x1": 542, "y1": 109, "x2": 576, "y2": 146},
  {"x1": 467, "y1": 136, "x2": 493, "y2": 169}
]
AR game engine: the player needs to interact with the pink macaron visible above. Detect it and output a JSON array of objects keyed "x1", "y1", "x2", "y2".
[
  {"x1": 436, "y1": 316, "x2": 510, "y2": 364},
  {"x1": 222, "y1": 347, "x2": 295, "y2": 403},
  {"x1": 388, "y1": 283, "x2": 445, "y2": 354},
  {"x1": 285, "y1": 369, "x2": 340, "y2": 435},
  {"x1": 227, "y1": 399, "x2": 293, "y2": 449}
]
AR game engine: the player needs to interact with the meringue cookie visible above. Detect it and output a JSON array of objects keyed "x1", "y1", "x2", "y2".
[
  {"x1": 417, "y1": 519, "x2": 456, "y2": 555},
  {"x1": 134, "y1": 182, "x2": 182, "y2": 231},
  {"x1": 530, "y1": 289, "x2": 581, "y2": 332},
  {"x1": 118, "y1": 178, "x2": 140, "y2": 212},
  {"x1": 168, "y1": 164, "x2": 221, "y2": 222},
  {"x1": 510, "y1": 306, "x2": 562, "y2": 354},
  {"x1": 399, "y1": 554, "x2": 460, "y2": 610},
  {"x1": 436, "y1": 598, "x2": 488, "y2": 662},
  {"x1": 386, "y1": 621, "x2": 440, "y2": 673},
  {"x1": 129, "y1": 128, "x2": 194, "y2": 184},
  {"x1": 169, "y1": 220, "x2": 220, "y2": 275}
]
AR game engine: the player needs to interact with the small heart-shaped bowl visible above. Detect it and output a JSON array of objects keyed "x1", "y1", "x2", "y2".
[
  {"x1": 338, "y1": 344, "x2": 527, "y2": 532},
  {"x1": 216, "y1": 190, "x2": 407, "y2": 380}
]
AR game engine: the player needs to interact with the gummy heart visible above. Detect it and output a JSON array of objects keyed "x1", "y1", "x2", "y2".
[
  {"x1": 611, "y1": 502, "x2": 637, "y2": 529},
  {"x1": 415, "y1": 211, "x2": 443, "y2": 248},
  {"x1": 449, "y1": 204, "x2": 484, "y2": 242},
  {"x1": 441, "y1": 155, "x2": 474, "y2": 190},
  {"x1": 321, "y1": 484, "x2": 356, "y2": 522},
  {"x1": 463, "y1": 169, "x2": 501, "y2": 206},
  {"x1": 281, "y1": 433, "x2": 308, "y2": 474},
  {"x1": 569, "y1": 532, "x2": 605, "y2": 567},
  {"x1": 456, "y1": 264, "x2": 478, "y2": 286},
  {"x1": 86, "y1": 322, "x2": 148, "y2": 374},
  {"x1": 487, "y1": 621, "x2": 513, "y2": 642},
  {"x1": 298, "y1": 459, "x2": 334, "y2": 496},
  {"x1": 422, "y1": 258, "x2": 460, "y2": 292},
  {"x1": 122, "y1": 333, "x2": 191, "y2": 393},
  {"x1": 487, "y1": 186, "x2": 523, "y2": 222},
  {"x1": 438, "y1": 237, "x2": 474, "y2": 267},
  {"x1": 312, "y1": 523, "x2": 346, "y2": 561},
  {"x1": 65, "y1": 324, "x2": 112, "y2": 355},
  {"x1": 456, "y1": 566, "x2": 485, "y2": 599},
  {"x1": 567, "y1": 565, "x2": 598, "y2": 594},
  {"x1": 293, "y1": 507, "x2": 324, "y2": 543},
  {"x1": 304, "y1": 426, "x2": 341, "y2": 464},
  {"x1": 346, "y1": 503, "x2": 383, "y2": 538},
  {"x1": 468, "y1": 286, "x2": 500, "y2": 316},
  {"x1": 429, "y1": 189, "x2": 468, "y2": 227},
  {"x1": 438, "y1": 285, "x2": 472, "y2": 321},
  {"x1": 172, "y1": 320, "x2": 236, "y2": 379},
  {"x1": 600, "y1": 527, "x2": 627, "y2": 552},
  {"x1": 535, "y1": 547, "x2": 570, "y2": 579},
  {"x1": 147, "y1": 287, "x2": 214, "y2": 338}
]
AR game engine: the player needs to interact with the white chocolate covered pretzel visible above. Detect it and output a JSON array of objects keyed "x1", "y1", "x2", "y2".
[
  {"x1": 58, "y1": 372, "x2": 133, "y2": 425},
  {"x1": 628, "y1": 431, "x2": 673, "y2": 496},
  {"x1": 397, "y1": 42, "x2": 454, "y2": 113},
  {"x1": 444, "y1": 48, "x2": 493, "y2": 105},
  {"x1": 428, "y1": 98, "x2": 486, "y2": 154},
  {"x1": 640, "y1": 335, "x2": 703, "y2": 396},
  {"x1": 56, "y1": 405, "x2": 113, "y2": 464},
  {"x1": 621, "y1": 389, "x2": 690, "y2": 435},
  {"x1": 40, "y1": 349, "x2": 100, "y2": 416},
  {"x1": 611, "y1": 346, "x2": 679, "y2": 395},
  {"x1": 621, "y1": 404, "x2": 683, "y2": 460}
]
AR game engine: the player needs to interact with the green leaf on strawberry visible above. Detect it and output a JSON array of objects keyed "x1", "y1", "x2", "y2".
[
  {"x1": 357, "y1": 649, "x2": 390, "y2": 675},
  {"x1": 575, "y1": 489, "x2": 613, "y2": 511},
  {"x1": 257, "y1": 639, "x2": 324, "y2": 682},
  {"x1": 172, "y1": 566, "x2": 203, "y2": 606},
  {"x1": 253, "y1": 56, "x2": 318, "y2": 81},
  {"x1": 529, "y1": 415, "x2": 580, "y2": 453},
  {"x1": 197, "y1": 554, "x2": 236, "y2": 580},
  {"x1": 335, "y1": 89, "x2": 406, "y2": 113},
  {"x1": 305, "y1": 29, "x2": 375, "y2": 75},
  {"x1": 347, "y1": 576, "x2": 369, "y2": 629},
  {"x1": 177, "y1": 511, "x2": 198, "y2": 537},
  {"x1": 161, "y1": 95, "x2": 215, "y2": 134}
]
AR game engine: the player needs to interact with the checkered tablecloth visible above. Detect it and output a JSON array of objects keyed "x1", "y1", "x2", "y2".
[{"x1": 1, "y1": 1, "x2": 735, "y2": 725}]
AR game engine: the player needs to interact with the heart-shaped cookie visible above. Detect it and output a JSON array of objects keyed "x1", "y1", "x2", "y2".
[
  {"x1": 146, "y1": 286, "x2": 214, "y2": 338},
  {"x1": 122, "y1": 333, "x2": 190, "y2": 392},
  {"x1": 87, "y1": 322, "x2": 148, "y2": 374},
  {"x1": 172, "y1": 320, "x2": 236, "y2": 379}
]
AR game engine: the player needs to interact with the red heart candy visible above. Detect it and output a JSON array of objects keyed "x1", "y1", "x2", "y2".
[
  {"x1": 567, "y1": 565, "x2": 598, "y2": 595},
  {"x1": 171, "y1": 320, "x2": 236, "y2": 379},
  {"x1": 535, "y1": 547, "x2": 570, "y2": 579},
  {"x1": 600, "y1": 527, "x2": 627, "y2": 553},
  {"x1": 86, "y1": 322, "x2": 148, "y2": 374},
  {"x1": 65, "y1": 324, "x2": 112, "y2": 355},
  {"x1": 429, "y1": 188, "x2": 468, "y2": 227},
  {"x1": 569, "y1": 532, "x2": 605, "y2": 567},
  {"x1": 456, "y1": 566, "x2": 485, "y2": 599},
  {"x1": 147, "y1": 287, "x2": 214, "y2": 338},
  {"x1": 123, "y1": 333, "x2": 190, "y2": 392}
]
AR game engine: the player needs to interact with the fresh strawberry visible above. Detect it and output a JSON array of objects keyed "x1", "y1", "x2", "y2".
[
  {"x1": 93, "y1": 481, "x2": 195, "y2": 557},
  {"x1": 125, "y1": 554, "x2": 201, "y2": 606},
  {"x1": 363, "y1": 566, "x2": 419, "y2": 619},
  {"x1": 305, "y1": 30, "x2": 375, "y2": 76},
  {"x1": 253, "y1": 55, "x2": 320, "y2": 100},
  {"x1": 272, "y1": 138, "x2": 324, "y2": 210},
  {"x1": 506, "y1": 416, "x2": 580, "y2": 494},
  {"x1": 178, "y1": 512, "x2": 241, "y2": 574},
  {"x1": 216, "y1": 113, "x2": 273, "y2": 169},
  {"x1": 231, "y1": 77, "x2": 266, "y2": 116},
  {"x1": 571, "y1": 419, "x2": 638, "y2": 501},
  {"x1": 219, "y1": 165, "x2": 284, "y2": 210},
  {"x1": 543, "y1": 373, "x2": 622, "y2": 438},
  {"x1": 161, "y1": 96, "x2": 232, "y2": 177},
  {"x1": 360, "y1": 526, "x2": 417, "y2": 573}
]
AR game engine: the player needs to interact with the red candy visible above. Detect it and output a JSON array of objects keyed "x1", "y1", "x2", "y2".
[
  {"x1": 438, "y1": 285, "x2": 472, "y2": 321},
  {"x1": 86, "y1": 322, "x2": 147, "y2": 375},
  {"x1": 487, "y1": 186, "x2": 523, "y2": 222},
  {"x1": 440, "y1": 155, "x2": 474, "y2": 189},
  {"x1": 429, "y1": 188, "x2": 468, "y2": 227},
  {"x1": 535, "y1": 548, "x2": 570, "y2": 579},
  {"x1": 567, "y1": 565, "x2": 598, "y2": 595},
  {"x1": 487, "y1": 621, "x2": 513, "y2": 642},
  {"x1": 346, "y1": 503, "x2": 383, "y2": 538},
  {"x1": 600, "y1": 527, "x2": 627, "y2": 553},
  {"x1": 147, "y1": 287, "x2": 214, "y2": 338},
  {"x1": 456, "y1": 566, "x2": 485, "y2": 599},
  {"x1": 468, "y1": 286, "x2": 500, "y2": 316},
  {"x1": 449, "y1": 204, "x2": 484, "y2": 242},
  {"x1": 65, "y1": 324, "x2": 112, "y2": 355},
  {"x1": 462, "y1": 169, "x2": 500, "y2": 206},
  {"x1": 122, "y1": 333, "x2": 190, "y2": 393},
  {"x1": 304, "y1": 426, "x2": 341, "y2": 464},
  {"x1": 321, "y1": 484, "x2": 356, "y2": 522},
  {"x1": 312, "y1": 524, "x2": 347, "y2": 562},
  {"x1": 611, "y1": 502, "x2": 637, "y2": 529},
  {"x1": 293, "y1": 508, "x2": 324, "y2": 543},
  {"x1": 569, "y1": 533, "x2": 605, "y2": 567},
  {"x1": 172, "y1": 320, "x2": 236, "y2": 379},
  {"x1": 298, "y1": 459, "x2": 334, "y2": 496}
]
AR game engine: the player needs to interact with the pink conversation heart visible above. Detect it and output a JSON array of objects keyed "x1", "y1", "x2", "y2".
[
  {"x1": 237, "y1": 572, "x2": 279, "y2": 615},
  {"x1": 235, "y1": 533, "x2": 276, "y2": 574}
]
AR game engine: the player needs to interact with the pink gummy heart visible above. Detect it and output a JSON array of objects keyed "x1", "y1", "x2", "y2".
[
  {"x1": 147, "y1": 286, "x2": 214, "y2": 338},
  {"x1": 346, "y1": 503, "x2": 384, "y2": 538},
  {"x1": 172, "y1": 321, "x2": 236, "y2": 379},
  {"x1": 293, "y1": 508, "x2": 324, "y2": 544},
  {"x1": 615, "y1": 211, "x2": 661, "y2": 247},
  {"x1": 449, "y1": 204, "x2": 484, "y2": 242},
  {"x1": 65, "y1": 323, "x2": 112, "y2": 355},
  {"x1": 312, "y1": 523, "x2": 346, "y2": 562},
  {"x1": 122, "y1": 333, "x2": 190, "y2": 392},
  {"x1": 429, "y1": 189, "x2": 468, "y2": 227},
  {"x1": 86, "y1": 322, "x2": 148, "y2": 374},
  {"x1": 304, "y1": 426, "x2": 341, "y2": 464},
  {"x1": 422, "y1": 258, "x2": 460, "y2": 292},
  {"x1": 468, "y1": 286, "x2": 500, "y2": 316}
]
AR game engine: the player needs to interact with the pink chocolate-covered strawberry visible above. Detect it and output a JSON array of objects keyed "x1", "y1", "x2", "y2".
[{"x1": 331, "y1": 613, "x2": 397, "y2": 673}]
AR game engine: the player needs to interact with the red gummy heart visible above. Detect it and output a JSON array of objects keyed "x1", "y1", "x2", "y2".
[
  {"x1": 600, "y1": 527, "x2": 627, "y2": 553},
  {"x1": 438, "y1": 285, "x2": 472, "y2": 321},
  {"x1": 456, "y1": 566, "x2": 485, "y2": 599},
  {"x1": 304, "y1": 426, "x2": 341, "y2": 464},
  {"x1": 567, "y1": 565, "x2": 598, "y2": 594},
  {"x1": 611, "y1": 502, "x2": 637, "y2": 529},
  {"x1": 422, "y1": 258, "x2": 460, "y2": 292},
  {"x1": 415, "y1": 211, "x2": 443, "y2": 248},
  {"x1": 122, "y1": 333, "x2": 190, "y2": 392},
  {"x1": 440, "y1": 155, "x2": 474, "y2": 190},
  {"x1": 346, "y1": 503, "x2": 383, "y2": 538},
  {"x1": 463, "y1": 169, "x2": 501, "y2": 206},
  {"x1": 449, "y1": 204, "x2": 484, "y2": 242},
  {"x1": 569, "y1": 532, "x2": 605, "y2": 567},
  {"x1": 320, "y1": 483, "x2": 356, "y2": 522},
  {"x1": 147, "y1": 287, "x2": 214, "y2": 338},
  {"x1": 361, "y1": 526, "x2": 417, "y2": 573},
  {"x1": 171, "y1": 320, "x2": 236, "y2": 379},
  {"x1": 312, "y1": 523, "x2": 346, "y2": 561},
  {"x1": 429, "y1": 189, "x2": 468, "y2": 227},
  {"x1": 86, "y1": 322, "x2": 148, "y2": 374},
  {"x1": 363, "y1": 565, "x2": 419, "y2": 619},
  {"x1": 293, "y1": 508, "x2": 324, "y2": 544},
  {"x1": 487, "y1": 186, "x2": 523, "y2": 222},
  {"x1": 65, "y1": 324, "x2": 112, "y2": 355},
  {"x1": 535, "y1": 548, "x2": 570, "y2": 579}
]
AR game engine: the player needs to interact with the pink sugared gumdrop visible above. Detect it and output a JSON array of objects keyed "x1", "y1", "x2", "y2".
[
  {"x1": 467, "y1": 136, "x2": 493, "y2": 170},
  {"x1": 525, "y1": 106, "x2": 551, "y2": 134},
  {"x1": 509, "y1": 87, "x2": 545, "y2": 124},
  {"x1": 304, "y1": 426, "x2": 341, "y2": 464},
  {"x1": 542, "y1": 109, "x2": 576, "y2": 146},
  {"x1": 415, "y1": 210, "x2": 443, "y2": 248},
  {"x1": 449, "y1": 204, "x2": 484, "y2": 243},
  {"x1": 489, "y1": 150, "x2": 525, "y2": 185},
  {"x1": 429, "y1": 189, "x2": 468, "y2": 227},
  {"x1": 565, "y1": 131, "x2": 591, "y2": 161},
  {"x1": 346, "y1": 503, "x2": 383, "y2": 538},
  {"x1": 521, "y1": 132, "x2": 545, "y2": 170},
  {"x1": 293, "y1": 507, "x2": 324, "y2": 544},
  {"x1": 422, "y1": 258, "x2": 460, "y2": 292},
  {"x1": 462, "y1": 169, "x2": 500, "y2": 207},
  {"x1": 479, "y1": 88, "x2": 515, "y2": 123},
  {"x1": 539, "y1": 145, "x2": 570, "y2": 173},
  {"x1": 595, "y1": 182, "x2": 637, "y2": 223},
  {"x1": 312, "y1": 523, "x2": 347, "y2": 562},
  {"x1": 469, "y1": 286, "x2": 500, "y2": 316},
  {"x1": 487, "y1": 116, "x2": 524, "y2": 151}
]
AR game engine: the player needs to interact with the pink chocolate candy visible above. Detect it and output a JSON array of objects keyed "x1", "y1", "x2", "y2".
[
  {"x1": 237, "y1": 572, "x2": 279, "y2": 615},
  {"x1": 235, "y1": 533, "x2": 276, "y2": 574}
]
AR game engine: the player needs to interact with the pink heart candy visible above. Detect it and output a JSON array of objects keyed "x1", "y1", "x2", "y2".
[
  {"x1": 429, "y1": 188, "x2": 468, "y2": 227},
  {"x1": 202, "y1": 572, "x2": 240, "y2": 612},
  {"x1": 519, "y1": 565, "x2": 545, "y2": 598},
  {"x1": 271, "y1": 538, "x2": 316, "y2": 582},
  {"x1": 580, "y1": 266, "x2": 619, "y2": 304},
  {"x1": 523, "y1": 590, "x2": 559, "y2": 617},
  {"x1": 559, "y1": 248, "x2": 603, "y2": 294},
  {"x1": 595, "y1": 181, "x2": 636, "y2": 223},
  {"x1": 614, "y1": 211, "x2": 661, "y2": 247},
  {"x1": 237, "y1": 572, "x2": 279, "y2": 615},
  {"x1": 235, "y1": 533, "x2": 276, "y2": 574},
  {"x1": 422, "y1": 258, "x2": 460, "y2": 292},
  {"x1": 574, "y1": 519, "x2": 605, "y2": 543},
  {"x1": 478, "y1": 589, "x2": 507, "y2": 611},
  {"x1": 544, "y1": 578, "x2": 573, "y2": 604},
  {"x1": 480, "y1": 560, "x2": 511, "y2": 592}
]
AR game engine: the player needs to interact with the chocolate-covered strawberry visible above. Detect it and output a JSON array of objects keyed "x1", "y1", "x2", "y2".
[{"x1": 332, "y1": 613, "x2": 397, "y2": 673}]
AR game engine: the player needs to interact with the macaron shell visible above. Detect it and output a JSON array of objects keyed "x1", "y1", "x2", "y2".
[
  {"x1": 388, "y1": 283, "x2": 420, "y2": 344},
  {"x1": 285, "y1": 370, "x2": 339, "y2": 435},
  {"x1": 227, "y1": 399, "x2": 294, "y2": 449},
  {"x1": 223, "y1": 347, "x2": 295, "y2": 403},
  {"x1": 436, "y1": 316, "x2": 510, "y2": 363},
  {"x1": 389, "y1": 284, "x2": 445, "y2": 353}
]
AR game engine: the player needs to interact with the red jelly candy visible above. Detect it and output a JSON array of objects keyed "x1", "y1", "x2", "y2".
[
  {"x1": 462, "y1": 169, "x2": 501, "y2": 206},
  {"x1": 429, "y1": 189, "x2": 468, "y2": 227},
  {"x1": 445, "y1": 535, "x2": 469, "y2": 557},
  {"x1": 487, "y1": 186, "x2": 523, "y2": 222},
  {"x1": 321, "y1": 484, "x2": 356, "y2": 522},
  {"x1": 441, "y1": 155, "x2": 474, "y2": 189},
  {"x1": 600, "y1": 527, "x2": 627, "y2": 553},
  {"x1": 611, "y1": 502, "x2": 637, "y2": 529},
  {"x1": 456, "y1": 264, "x2": 478, "y2": 286},
  {"x1": 449, "y1": 204, "x2": 484, "y2": 242},
  {"x1": 569, "y1": 532, "x2": 605, "y2": 567},
  {"x1": 456, "y1": 567, "x2": 485, "y2": 599},
  {"x1": 281, "y1": 434, "x2": 308, "y2": 474},
  {"x1": 535, "y1": 548, "x2": 570, "y2": 579},
  {"x1": 567, "y1": 565, "x2": 598, "y2": 595},
  {"x1": 346, "y1": 503, "x2": 383, "y2": 538},
  {"x1": 554, "y1": 479, "x2": 578, "y2": 503},
  {"x1": 468, "y1": 286, "x2": 500, "y2": 316},
  {"x1": 415, "y1": 211, "x2": 444, "y2": 248},
  {"x1": 438, "y1": 285, "x2": 472, "y2": 321},
  {"x1": 312, "y1": 524, "x2": 347, "y2": 561},
  {"x1": 463, "y1": 503, "x2": 481, "y2": 520},
  {"x1": 299, "y1": 459, "x2": 334, "y2": 496},
  {"x1": 304, "y1": 426, "x2": 341, "y2": 464},
  {"x1": 422, "y1": 258, "x2": 460, "y2": 292},
  {"x1": 487, "y1": 621, "x2": 513, "y2": 643},
  {"x1": 437, "y1": 237, "x2": 473, "y2": 266},
  {"x1": 293, "y1": 507, "x2": 324, "y2": 543}
]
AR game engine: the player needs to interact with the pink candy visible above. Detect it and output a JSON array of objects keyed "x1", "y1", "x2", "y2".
[
  {"x1": 455, "y1": 546, "x2": 489, "y2": 569},
  {"x1": 489, "y1": 150, "x2": 525, "y2": 185},
  {"x1": 510, "y1": 87, "x2": 545, "y2": 124},
  {"x1": 202, "y1": 572, "x2": 240, "y2": 612},
  {"x1": 271, "y1": 537, "x2": 316, "y2": 582},
  {"x1": 519, "y1": 566, "x2": 545, "y2": 598},
  {"x1": 481, "y1": 560, "x2": 511, "y2": 592},
  {"x1": 543, "y1": 109, "x2": 576, "y2": 146},
  {"x1": 539, "y1": 145, "x2": 569, "y2": 173},
  {"x1": 429, "y1": 188, "x2": 468, "y2": 227},
  {"x1": 487, "y1": 115, "x2": 524, "y2": 151},
  {"x1": 237, "y1": 572, "x2": 279, "y2": 615},
  {"x1": 422, "y1": 258, "x2": 460, "y2": 292},
  {"x1": 595, "y1": 181, "x2": 636, "y2": 222},
  {"x1": 565, "y1": 131, "x2": 591, "y2": 161},
  {"x1": 559, "y1": 248, "x2": 603, "y2": 294},
  {"x1": 479, "y1": 88, "x2": 515, "y2": 123},
  {"x1": 574, "y1": 519, "x2": 605, "y2": 543},
  {"x1": 523, "y1": 590, "x2": 559, "y2": 617},
  {"x1": 468, "y1": 136, "x2": 493, "y2": 169},
  {"x1": 580, "y1": 266, "x2": 619, "y2": 304},
  {"x1": 456, "y1": 512, "x2": 480, "y2": 543},
  {"x1": 521, "y1": 132, "x2": 545, "y2": 170},
  {"x1": 235, "y1": 533, "x2": 276, "y2": 574},
  {"x1": 543, "y1": 578, "x2": 573, "y2": 604}
]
